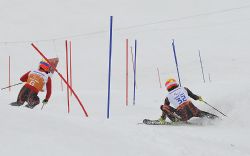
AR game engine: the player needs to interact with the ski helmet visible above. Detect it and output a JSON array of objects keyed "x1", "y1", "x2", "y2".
[
  {"x1": 39, "y1": 61, "x2": 50, "y2": 72},
  {"x1": 165, "y1": 78, "x2": 178, "y2": 90}
]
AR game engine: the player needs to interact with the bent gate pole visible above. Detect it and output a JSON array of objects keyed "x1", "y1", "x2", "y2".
[{"x1": 31, "y1": 43, "x2": 88, "y2": 117}]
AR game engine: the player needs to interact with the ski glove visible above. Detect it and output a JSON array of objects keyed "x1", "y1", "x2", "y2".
[
  {"x1": 42, "y1": 99, "x2": 48, "y2": 105},
  {"x1": 158, "y1": 117, "x2": 166, "y2": 124}
]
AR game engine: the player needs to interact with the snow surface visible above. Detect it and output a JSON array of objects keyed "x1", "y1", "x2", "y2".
[{"x1": 0, "y1": 0, "x2": 250, "y2": 156}]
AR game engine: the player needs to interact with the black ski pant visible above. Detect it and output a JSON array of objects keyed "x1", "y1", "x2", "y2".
[
  {"x1": 16, "y1": 86, "x2": 40, "y2": 106},
  {"x1": 161, "y1": 102, "x2": 218, "y2": 122}
]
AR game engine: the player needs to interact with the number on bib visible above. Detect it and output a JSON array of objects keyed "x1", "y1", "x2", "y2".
[{"x1": 175, "y1": 93, "x2": 187, "y2": 104}]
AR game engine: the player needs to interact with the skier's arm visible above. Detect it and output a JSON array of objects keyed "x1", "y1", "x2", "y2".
[
  {"x1": 160, "y1": 98, "x2": 169, "y2": 119},
  {"x1": 164, "y1": 98, "x2": 170, "y2": 105},
  {"x1": 184, "y1": 87, "x2": 200, "y2": 100},
  {"x1": 45, "y1": 77, "x2": 52, "y2": 101},
  {"x1": 20, "y1": 71, "x2": 31, "y2": 82}
]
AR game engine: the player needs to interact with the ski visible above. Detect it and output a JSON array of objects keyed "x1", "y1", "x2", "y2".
[
  {"x1": 25, "y1": 104, "x2": 36, "y2": 109},
  {"x1": 9, "y1": 102, "x2": 22, "y2": 106},
  {"x1": 141, "y1": 119, "x2": 189, "y2": 125},
  {"x1": 9, "y1": 102, "x2": 36, "y2": 109},
  {"x1": 142, "y1": 119, "x2": 172, "y2": 125}
]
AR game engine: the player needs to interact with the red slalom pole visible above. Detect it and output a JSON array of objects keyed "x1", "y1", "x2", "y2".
[
  {"x1": 126, "y1": 39, "x2": 128, "y2": 106},
  {"x1": 31, "y1": 43, "x2": 88, "y2": 117},
  {"x1": 70, "y1": 41, "x2": 73, "y2": 96},
  {"x1": 8, "y1": 56, "x2": 11, "y2": 92},
  {"x1": 65, "y1": 40, "x2": 70, "y2": 113}
]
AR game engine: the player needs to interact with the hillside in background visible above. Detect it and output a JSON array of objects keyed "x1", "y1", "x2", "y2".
[{"x1": 0, "y1": 0, "x2": 250, "y2": 156}]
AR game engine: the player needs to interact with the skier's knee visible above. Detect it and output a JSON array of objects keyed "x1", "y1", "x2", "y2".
[{"x1": 160, "y1": 105, "x2": 171, "y2": 112}]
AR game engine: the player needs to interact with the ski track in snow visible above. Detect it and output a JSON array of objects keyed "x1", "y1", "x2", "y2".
[{"x1": 1, "y1": 0, "x2": 250, "y2": 156}]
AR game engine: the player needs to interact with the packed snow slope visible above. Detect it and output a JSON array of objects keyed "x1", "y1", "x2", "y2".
[{"x1": 0, "y1": 0, "x2": 250, "y2": 156}]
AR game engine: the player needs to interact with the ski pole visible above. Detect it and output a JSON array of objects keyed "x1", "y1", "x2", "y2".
[
  {"x1": 41, "y1": 103, "x2": 46, "y2": 110},
  {"x1": 202, "y1": 100, "x2": 227, "y2": 117},
  {"x1": 1, "y1": 82, "x2": 23, "y2": 90}
]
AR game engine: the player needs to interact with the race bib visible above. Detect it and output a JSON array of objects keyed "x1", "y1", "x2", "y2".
[
  {"x1": 167, "y1": 87, "x2": 190, "y2": 108},
  {"x1": 26, "y1": 70, "x2": 49, "y2": 91}
]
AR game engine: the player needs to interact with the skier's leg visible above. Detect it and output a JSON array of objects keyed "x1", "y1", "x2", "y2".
[
  {"x1": 176, "y1": 102, "x2": 200, "y2": 121},
  {"x1": 167, "y1": 113, "x2": 180, "y2": 122},
  {"x1": 26, "y1": 92, "x2": 40, "y2": 109},
  {"x1": 184, "y1": 102, "x2": 218, "y2": 119},
  {"x1": 161, "y1": 105, "x2": 179, "y2": 122},
  {"x1": 176, "y1": 106, "x2": 190, "y2": 121},
  {"x1": 187, "y1": 102, "x2": 202, "y2": 117},
  {"x1": 187, "y1": 102, "x2": 218, "y2": 119},
  {"x1": 10, "y1": 86, "x2": 29, "y2": 106},
  {"x1": 177, "y1": 102, "x2": 219, "y2": 120}
]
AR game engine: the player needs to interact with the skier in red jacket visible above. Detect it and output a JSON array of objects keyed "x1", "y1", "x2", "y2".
[
  {"x1": 158, "y1": 78, "x2": 217, "y2": 123},
  {"x1": 10, "y1": 61, "x2": 52, "y2": 109}
]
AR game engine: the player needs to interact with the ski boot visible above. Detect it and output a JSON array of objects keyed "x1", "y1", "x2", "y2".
[
  {"x1": 10, "y1": 102, "x2": 23, "y2": 106},
  {"x1": 25, "y1": 103, "x2": 37, "y2": 109}
]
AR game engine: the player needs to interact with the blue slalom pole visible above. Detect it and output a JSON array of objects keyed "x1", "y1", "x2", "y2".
[
  {"x1": 198, "y1": 50, "x2": 205, "y2": 83},
  {"x1": 133, "y1": 40, "x2": 137, "y2": 105},
  {"x1": 171, "y1": 39, "x2": 181, "y2": 86},
  {"x1": 107, "y1": 16, "x2": 113, "y2": 119}
]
